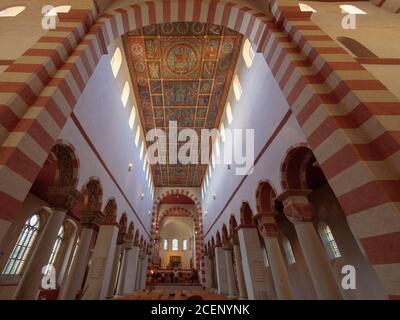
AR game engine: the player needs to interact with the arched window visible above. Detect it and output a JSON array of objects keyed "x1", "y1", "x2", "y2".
[
  {"x1": 45, "y1": 226, "x2": 64, "y2": 274},
  {"x1": 283, "y1": 237, "x2": 296, "y2": 265},
  {"x1": 143, "y1": 153, "x2": 148, "y2": 171},
  {"x1": 163, "y1": 239, "x2": 168, "y2": 250},
  {"x1": 45, "y1": 5, "x2": 71, "y2": 17},
  {"x1": 129, "y1": 106, "x2": 136, "y2": 129},
  {"x1": 121, "y1": 81, "x2": 130, "y2": 108},
  {"x1": 220, "y1": 122, "x2": 226, "y2": 142},
  {"x1": 211, "y1": 151, "x2": 216, "y2": 169},
  {"x1": 111, "y1": 47, "x2": 122, "y2": 78},
  {"x1": 145, "y1": 163, "x2": 150, "y2": 180},
  {"x1": 135, "y1": 126, "x2": 141, "y2": 146},
  {"x1": 299, "y1": 3, "x2": 316, "y2": 13},
  {"x1": 233, "y1": 75, "x2": 242, "y2": 101},
  {"x1": 172, "y1": 239, "x2": 179, "y2": 251},
  {"x1": 182, "y1": 240, "x2": 188, "y2": 251},
  {"x1": 0, "y1": 6, "x2": 26, "y2": 17},
  {"x1": 2, "y1": 214, "x2": 40, "y2": 275},
  {"x1": 242, "y1": 39, "x2": 255, "y2": 68},
  {"x1": 226, "y1": 102, "x2": 233, "y2": 125},
  {"x1": 140, "y1": 141, "x2": 144, "y2": 160},
  {"x1": 215, "y1": 137, "x2": 220, "y2": 158},
  {"x1": 319, "y1": 222, "x2": 341, "y2": 259}
]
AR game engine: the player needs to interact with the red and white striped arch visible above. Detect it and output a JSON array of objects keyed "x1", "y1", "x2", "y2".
[
  {"x1": 151, "y1": 188, "x2": 204, "y2": 283},
  {"x1": 0, "y1": 0, "x2": 398, "y2": 297}
]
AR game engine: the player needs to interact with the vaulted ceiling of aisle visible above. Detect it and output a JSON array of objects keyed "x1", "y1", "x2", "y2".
[{"x1": 123, "y1": 22, "x2": 242, "y2": 187}]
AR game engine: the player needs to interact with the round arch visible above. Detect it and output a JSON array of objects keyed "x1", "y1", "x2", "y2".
[
  {"x1": 240, "y1": 201, "x2": 255, "y2": 226},
  {"x1": 280, "y1": 144, "x2": 326, "y2": 192},
  {"x1": 82, "y1": 177, "x2": 103, "y2": 211},
  {"x1": 255, "y1": 180, "x2": 277, "y2": 216},
  {"x1": 103, "y1": 199, "x2": 117, "y2": 225},
  {"x1": 51, "y1": 141, "x2": 80, "y2": 188},
  {"x1": 151, "y1": 189, "x2": 204, "y2": 283}
]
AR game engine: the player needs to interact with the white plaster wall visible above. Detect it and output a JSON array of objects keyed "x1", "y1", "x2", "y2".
[
  {"x1": 202, "y1": 46, "x2": 307, "y2": 242},
  {"x1": 159, "y1": 217, "x2": 194, "y2": 269},
  {"x1": 58, "y1": 39, "x2": 153, "y2": 239}
]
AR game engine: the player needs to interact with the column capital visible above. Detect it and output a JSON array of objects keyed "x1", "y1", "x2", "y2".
[
  {"x1": 117, "y1": 229, "x2": 127, "y2": 245},
  {"x1": 255, "y1": 213, "x2": 280, "y2": 238},
  {"x1": 258, "y1": 222, "x2": 280, "y2": 238},
  {"x1": 231, "y1": 234, "x2": 240, "y2": 246},
  {"x1": 48, "y1": 186, "x2": 82, "y2": 212},
  {"x1": 277, "y1": 189, "x2": 314, "y2": 224},
  {"x1": 235, "y1": 223, "x2": 257, "y2": 232},
  {"x1": 123, "y1": 239, "x2": 134, "y2": 250},
  {"x1": 222, "y1": 240, "x2": 232, "y2": 251},
  {"x1": 81, "y1": 209, "x2": 105, "y2": 229}
]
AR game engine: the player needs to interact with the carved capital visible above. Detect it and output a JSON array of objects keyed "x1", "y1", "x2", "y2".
[
  {"x1": 81, "y1": 209, "x2": 105, "y2": 229},
  {"x1": 255, "y1": 213, "x2": 280, "y2": 238},
  {"x1": 117, "y1": 229, "x2": 127, "y2": 245},
  {"x1": 48, "y1": 186, "x2": 82, "y2": 212},
  {"x1": 258, "y1": 222, "x2": 280, "y2": 238},
  {"x1": 231, "y1": 234, "x2": 239, "y2": 245},
  {"x1": 277, "y1": 190, "x2": 314, "y2": 224},
  {"x1": 123, "y1": 239, "x2": 134, "y2": 250},
  {"x1": 222, "y1": 240, "x2": 232, "y2": 251}
]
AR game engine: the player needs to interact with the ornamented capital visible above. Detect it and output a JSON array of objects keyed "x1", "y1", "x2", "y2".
[
  {"x1": 231, "y1": 234, "x2": 240, "y2": 245},
  {"x1": 255, "y1": 214, "x2": 280, "y2": 238},
  {"x1": 123, "y1": 239, "x2": 134, "y2": 250},
  {"x1": 258, "y1": 222, "x2": 280, "y2": 238},
  {"x1": 48, "y1": 186, "x2": 82, "y2": 212},
  {"x1": 117, "y1": 229, "x2": 127, "y2": 245},
  {"x1": 81, "y1": 209, "x2": 105, "y2": 229},
  {"x1": 222, "y1": 240, "x2": 232, "y2": 251},
  {"x1": 277, "y1": 190, "x2": 314, "y2": 224}
]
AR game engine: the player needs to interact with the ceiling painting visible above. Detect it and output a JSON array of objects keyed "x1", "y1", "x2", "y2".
[{"x1": 123, "y1": 22, "x2": 242, "y2": 187}]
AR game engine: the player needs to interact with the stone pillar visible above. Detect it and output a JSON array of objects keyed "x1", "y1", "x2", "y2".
[
  {"x1": 204, "y1": 253, "x2": 212, "y2": 289},
  {"x1": 107, "y1": 244, "x2": 122, "y2": 297},
  {"x1": 59, "y1": 209, "x2": 104, "y2": 300},
  {"x1": 14, "y1": 187, "x2": 81, "y2": 300},
  {"x1": 256, "y1": 213, "x2": 293, "y2": 300},
  {"x1": 278, "y1": 190, "x2": 342, "y2": 300},
  {"x1": 82, "y1": 216, "x2": 119, "y2": 300},
  {"x1": 214, "y1": 246, "x2": 228, "y2": 295},
  {"x1": 232, "y1": 237, "x2": 248, "y2": 300},
  {"x1": 135, "y1": 249, "x2": 144, "y2": 291},
  {"x1": 223, "y1": 241, "x2": 238, "y2": 299},
  {"x1": 117, "y1": 238, "x2": 136, "y2": 295},
  {"x1": 237, "y1": 224, "x2": 272, "y2": 300},
  {"x1": 108, "y1": 221, "x2": 129, "y2": 297},
  {"x1": 140, "y1": 254, "x2": 149, "y2": 290},
  {"x1": 127, "y1": 246, "x2": 140, "y2": 291}
]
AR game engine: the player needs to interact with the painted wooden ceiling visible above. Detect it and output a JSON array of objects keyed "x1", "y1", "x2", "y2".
[{"x1": 123, "y1": 22, "x2": 242, "y2": 187}]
